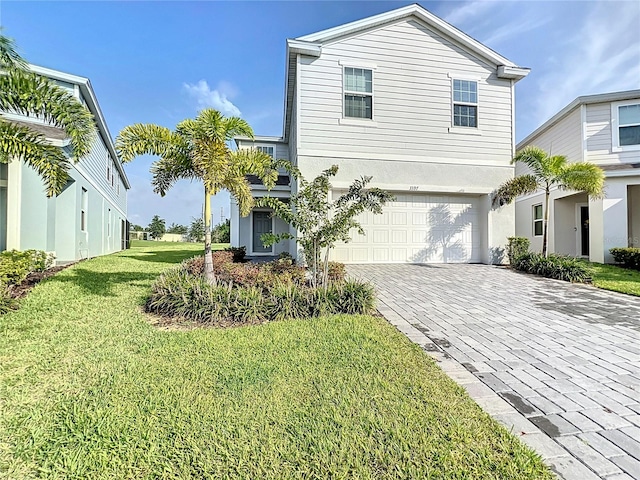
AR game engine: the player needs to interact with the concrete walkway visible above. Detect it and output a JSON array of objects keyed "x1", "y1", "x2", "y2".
[{"x1": 349, "y1": 264, "x2": 640, "y2": 480}]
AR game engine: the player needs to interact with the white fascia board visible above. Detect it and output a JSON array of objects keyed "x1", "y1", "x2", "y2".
[
  {"x1": 29, "y1": 64, "x2": 131, "y2": 190},
  {"x1": 497, "y1": 65, "x2": 530, "y2": 81},
  {"x1": 286, "y1": 39, "x2": 322, "y2": 57},
  {"x1": 297, "y1": 4, "x2": 519, "y2": 69}
]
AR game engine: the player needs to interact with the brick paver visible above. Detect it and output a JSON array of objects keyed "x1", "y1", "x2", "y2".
[{"x1": 349, "y1": 264, "x2": 640, "y2": 480}]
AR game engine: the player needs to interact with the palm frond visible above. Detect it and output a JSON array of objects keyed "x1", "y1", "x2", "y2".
[
  {"x1": 492, "y1": 174, "x2": 539, "y2": 207},
  {"x1": 116, "y1": 123, "x2": 188, "y2": 163},
  {"x1": 0, "y1": 120, "x2": 71, "y2": 196},
  {"x1": 224, "y1": 176, "x2": 254, "y2": 216},
  {"x1": 0, "y1": 33, "x2": 27, "y2": 70},
  {"x1": 558, "y1": 162, "x2": 605, "y2": 198},
  {"x1": 0, "y1": 70, "x2": 96, "y2": 159},
  {"x1": 150, "y1": 156, "x2": 198, "y2": 196}
]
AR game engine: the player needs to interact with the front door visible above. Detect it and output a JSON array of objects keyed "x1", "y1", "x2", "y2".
[
  {"x1": 579, "y1": 205, "x2": 589, "y2": 256},
  {"x1": 252, "y1": 211, "x2": 272, "y2": 253}
]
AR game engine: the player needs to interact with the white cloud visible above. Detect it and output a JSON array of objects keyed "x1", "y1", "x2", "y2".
[
  {"x1": 183, "y1": 80, "x2": 241, "y2": 117},
  {"x1": 482, "y1": 16, "x2": 550, "y2": 48},
  {"x1": 533, "y1": 1, "x2": 640, "y2": 126}
]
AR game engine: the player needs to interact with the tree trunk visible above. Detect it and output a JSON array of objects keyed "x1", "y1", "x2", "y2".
[
  {"x1": 322, "y1": 246, "x2": 330, "y2": 290},
  {"x1": 542, "y1": 187, "x2": 550, "y2": 257},
  {"x1": 203, "y1": 189, "x2": 216, "y2": 284}
]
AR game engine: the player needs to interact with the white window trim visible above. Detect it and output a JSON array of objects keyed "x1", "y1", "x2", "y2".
[
  {"x1": 533, "y1": 203, "x2": 543, "y2": 237},
  {"x1": 450, "y1": 77, "x2": 479, "y2": 131},
  {"x1": 80, "y1": 187, "x2": 88, "y2": 232},
  {"x1": 249, "y1": 209, "x2": 275, "y2": 256},
  {"x1": 611, "y1": 100, "x2": 640, "y2": 152},
  {"x1": 254, "y1": 144, "x2": 276, "y2": 159},
  {"x1": 342, "y1": 65, "x2": 375, "y2": 122}
]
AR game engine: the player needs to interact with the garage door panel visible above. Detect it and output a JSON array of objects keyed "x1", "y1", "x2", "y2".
[{"x1": 335, "y1": 191, "x2": 483, "y2": 263}]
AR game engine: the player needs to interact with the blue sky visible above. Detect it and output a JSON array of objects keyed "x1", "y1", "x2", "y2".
[{"x1": 1, "y1": 1, "x2": 639, "y2": 228}]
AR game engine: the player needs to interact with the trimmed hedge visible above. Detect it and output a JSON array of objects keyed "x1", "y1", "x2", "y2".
[
  {"x1": 146, "y1": 260, "x2": 375, "y2": 325},
  {"x1": 0, "y1": 249, "x2": 55, "y2": 286},
  {"x1": 506, "y1": 236, "x2": 530, "y2": 265},
  {"x1": 513, "y1": 253, "x2": 592, "y2": 283},
  {"x1": 610, "y1": 247, "x2": 640, "y2": 270}
]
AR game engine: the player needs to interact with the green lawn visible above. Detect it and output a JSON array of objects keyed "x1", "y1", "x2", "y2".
[
  {"x1": 0, "y1": 241, "x2": 551, "y2": 479},
  {"x1": 587, "y1": 262, "x2": 640, "y2": 296}
]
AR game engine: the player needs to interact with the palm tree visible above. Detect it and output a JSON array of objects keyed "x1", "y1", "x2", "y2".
[
  {"x1": 0, "y1": 33, "x2": 96, "y2": 196},
  {"x1": 116, "y1": 109, "x2": 278, "y2": 283},
  {"x1": 493, "y1": 146, "x2": 605, "y2": 257}
]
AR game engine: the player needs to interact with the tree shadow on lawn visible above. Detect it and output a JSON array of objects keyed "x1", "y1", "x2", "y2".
[
  {"x1": 48, "y1": 268, "x2": 159, "y2": 297},
  {"x1": 127, "y1": 249, "x2": 201, "y2": 264}
]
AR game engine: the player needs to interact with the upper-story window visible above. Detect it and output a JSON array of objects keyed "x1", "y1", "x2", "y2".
[
  {"x1": 106, "y1": 157, "x2": 111, "y2": 182},
  {"x1": 618, "y1": 104, "x2": 640, "y2": 146},
  {"x1": 453, "y1": 79, "x2": 478, "y2": 128},
  {"x1": 344, "y1": 67, "x2": 373, "y2": 119},
  {"x1": 256, "y1": 145, "x2": 275, "y2": 158}
]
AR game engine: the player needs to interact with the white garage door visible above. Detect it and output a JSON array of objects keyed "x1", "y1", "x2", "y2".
[{"x1": 332, "y1": 192, "x2": 482, "y2": 263}]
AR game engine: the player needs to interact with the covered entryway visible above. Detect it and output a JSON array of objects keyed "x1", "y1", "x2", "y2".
[{"x1": 331, "y1": 192, "x2": 481, "y2": 263}]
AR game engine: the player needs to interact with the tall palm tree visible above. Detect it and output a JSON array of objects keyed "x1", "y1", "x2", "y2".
[
  {"x1": 0, "y1": 33, "x2": 96, "y2": 196},
  {"x1": 493, "y1": 146, "x2": 605, "y2": 257},
  {"x1": 116, "y1": 109, "x2": 278, "y2": 283}
]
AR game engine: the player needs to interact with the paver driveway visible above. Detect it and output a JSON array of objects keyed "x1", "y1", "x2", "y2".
[{"x1": 349, "y1": 264, "x2": 640, "y2": 480}]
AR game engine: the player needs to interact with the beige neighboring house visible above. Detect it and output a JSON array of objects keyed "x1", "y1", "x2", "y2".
[
  {"x1": 515, "y1": 90, "x2": 640, "y2": 263},
  {"x1": 231, "y1": 4, "x2": 530, "y2": 264}
]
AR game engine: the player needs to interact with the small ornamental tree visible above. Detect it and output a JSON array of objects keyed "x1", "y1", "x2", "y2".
[
  {"x1": 148, "y1": 215, "x2": 166, "y2": 240},
  {"x1": 257, "y1": 165, "x2": 394, "y2": 287}
]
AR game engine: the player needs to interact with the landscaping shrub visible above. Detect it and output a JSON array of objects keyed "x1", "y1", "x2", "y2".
[
  {"x1": 610, "y1": 247, "x2": 640, "y2": 270},
  {"x1": 146, "y1": 260, "x2": 376, "y2": 325},
  {"x1": 327, "y1": 261, "x2": 346, "y2": 282},
  {"x1": 225, "y1": 246, "x2": 246, "y2": 263},
  {"x1": 513, "y1": 253, "x2": 592, "y2": 283},
  {"x1": 0, "y1": 249, "x2": 55, "y2": 286},
  {"x1": 506, "y1": 237, "x2": 530, "y2": 266}
]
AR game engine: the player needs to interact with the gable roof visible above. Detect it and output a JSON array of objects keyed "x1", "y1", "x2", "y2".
[
  {"x1": 281, "y1": 3, "x2": 530, "y2": 140},
  {"x1": 28, "y1": 64, "x2": 131, "y2": 189},
  {"x1": 517, "y1": 89, "x2": 640, "y2": 149}
]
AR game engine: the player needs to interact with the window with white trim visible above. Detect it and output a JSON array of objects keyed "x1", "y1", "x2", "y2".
[
  {"x1": 533, "y1": 204, "x2": 543, "y2": 236},
  {"x1": 80, "y1": 188, "x2": 88, "y2": 231},
  {"x1": 453, "y1": 79, "x2": 478, "y2": 128},
  {"x1": 256, "y1": 145, "x2": 275, "y2": 158},
  {"x1": 344, "y1": 67, "x2": 373, "y2": 119},
  {"x1": 617, "y1": 103, "x2": 640, "y2": 147}
]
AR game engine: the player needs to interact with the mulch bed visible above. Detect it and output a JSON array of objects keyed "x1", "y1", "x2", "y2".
[{"x1": 8, "y1": 264, "x2": 74, "y2": 299}]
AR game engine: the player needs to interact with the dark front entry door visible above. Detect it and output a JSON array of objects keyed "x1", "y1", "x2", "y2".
[
  {"x1": 580, "y1": 206, "x2": 589, "y2": 256},
  {"x1": 253, "y1": 211, "x2": 272, "y2": 253}
]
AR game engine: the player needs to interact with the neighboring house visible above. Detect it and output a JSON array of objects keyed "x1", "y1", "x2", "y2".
[
  {"x1": 0, "y1": 65, "x2": 130, "y2": 263},
  {"x1": 232, "y1": 4, "x2": 529, "y2": 263},
  {"x1": 515, "y1": 90, "x2": 640, "y2": 263}
]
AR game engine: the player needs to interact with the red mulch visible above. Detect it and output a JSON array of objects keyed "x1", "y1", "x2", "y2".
[{"x1": 8, "y1": 264, "x2": 73, "y2": 299}]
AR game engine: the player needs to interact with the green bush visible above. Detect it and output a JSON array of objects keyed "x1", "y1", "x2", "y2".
[
  {"x1": 225, "y1": 246, "x2": 247, "y2": 263},
  {"x1": 610, "y1": 247, "x2": 640, "y2": 270},
  {"x1": 506, "y1": 237, "x2": 530, "y2": 266},
  {"x1": 0, "y1": 249, "x2": 55, "y2": 286},
  {"x1": 146, "y1": 261, "x2": 376, "y2": 325},
  {"x1": 513, "y1": 253, "x2": 592, "y2": 283}
]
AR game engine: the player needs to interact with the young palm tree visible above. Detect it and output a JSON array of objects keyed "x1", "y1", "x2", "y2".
[
  {"x1": 0, "y1": 33, "x2": 96, "y2": 196},
  {"x1": 493, "y1": 146, "x2": 605, "y2": 257},
  {"x1": 116, "y1": 109, "x2": 278, "y2": 283}
]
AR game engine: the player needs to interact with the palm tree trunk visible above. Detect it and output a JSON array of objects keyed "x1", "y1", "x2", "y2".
[
  {"x1": 542, "y1": 187, "x2": 550, "y2": 257},
  {"x1": 203, "y1": 189, "x2": 216, "y2": 284}
]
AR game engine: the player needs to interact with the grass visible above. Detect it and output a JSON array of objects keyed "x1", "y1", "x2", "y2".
[
  {"x1": 0, "y1": 241, "x2": 552, "y2": 479},
  {"x1": 586, "y1": 261, "x2": 640, "y2": 296}
]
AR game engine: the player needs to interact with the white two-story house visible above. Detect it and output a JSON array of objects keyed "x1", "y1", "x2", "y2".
[
  {"x1": 232, "y1": 4, "x2": 529, "y2": 264},
  {"x1": 515, "y1": 90, "x2": 640, "y2": 263},
  {"x1": 0, "y1": 65, "x2": 130, "y2": 263}
]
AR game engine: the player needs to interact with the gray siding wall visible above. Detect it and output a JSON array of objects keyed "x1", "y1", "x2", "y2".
[
  {"x1": 515, "y1": 107, "x2": 583, "y2": 176},
  {"x1": 586, "y1": 102, "x2": 639, "y2": 165},
  {"x1": 297, "y1": 18, "x2": 513, "y2": 165},
  {"x1": 79, "y1": 129, "x2": 127, "y2": 215}
]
